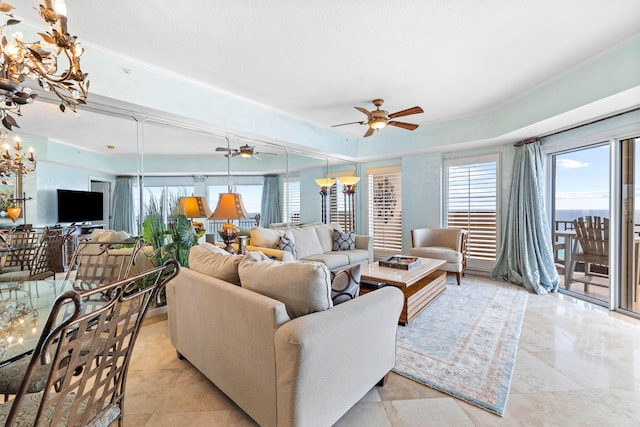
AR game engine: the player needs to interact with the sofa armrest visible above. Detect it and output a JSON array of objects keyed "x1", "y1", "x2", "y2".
[
  {"x1": 274, "y1": 286, "x2": 403, "y2": 427},
  {"x1": 355, "y1": 234, "x2": 373, "y2": 264},
  {"x1": 246, "y1": 245, "x2": 296, "y2": 262}
]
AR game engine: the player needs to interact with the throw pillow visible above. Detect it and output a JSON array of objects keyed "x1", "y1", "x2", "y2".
[
  {"x1": 333, "y1": 229, "x2": 356, "y2": 251},
  {"x1": 277, "y1": 231, "x2": 296, "y2": 254},
  {"x1": 330, "y1": 264, "x2": 361, "y2": 305},
  {"x1": 238, "y1": 253, "x2": 332, "y2": 319},
  {"x1": 188, "y1": 243, "x2": 244, "y2": 285}
]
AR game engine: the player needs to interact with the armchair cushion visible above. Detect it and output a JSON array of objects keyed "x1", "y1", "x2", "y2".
[{"x1": 238, "y1": 252, "x2": 332, "y2": 319}]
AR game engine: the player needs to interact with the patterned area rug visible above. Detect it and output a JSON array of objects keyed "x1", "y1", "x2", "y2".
[{"x1": 393, "y1": 275, "x2": 528, "y2": 416}]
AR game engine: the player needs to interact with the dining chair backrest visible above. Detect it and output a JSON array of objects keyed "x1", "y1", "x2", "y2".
[
  {"x1": 3, "y1": 259, "x2": 180, "y2": 426},
  {"x1": 65, "y1": 238, "x2": 146, "y2": 292},
  {"x1": 2, "y1": 226, "x2": 39, "y2": 270},
  {"x1": 572, "y1": 216, "x2": 609, "y2": 262},
  {"x1": 28, "y1": 227, "x2": 70, "y2": 280}
]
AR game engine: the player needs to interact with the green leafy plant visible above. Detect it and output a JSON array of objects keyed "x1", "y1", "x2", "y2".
[{"x1": 143, "y1": 213, "x2": 198, "y2": 268}]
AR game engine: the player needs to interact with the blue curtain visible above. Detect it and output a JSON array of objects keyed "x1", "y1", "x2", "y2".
[
  {"x1": 491, "y1": 141, "x2": 559, "y2": 294},
  {"x1": 111, "y1": 176, "x2": 135, "y2": 235},
  {"x1": 260, "y1": 175, "x2": 282, "y2": 228}
]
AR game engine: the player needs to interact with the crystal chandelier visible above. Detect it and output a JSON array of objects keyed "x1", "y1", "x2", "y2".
[
  {"x1": 0, "y1": 133, "x2": 35, "y2": 183},
  {"x1": 0, "y1": 0, "x2": 89, "y2": 130}
]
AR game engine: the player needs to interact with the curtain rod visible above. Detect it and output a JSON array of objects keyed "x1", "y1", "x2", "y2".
[{"x1": 514, "y1": 106, "x2": 640, "y2": 147}]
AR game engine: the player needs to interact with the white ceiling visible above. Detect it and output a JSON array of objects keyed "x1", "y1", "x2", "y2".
[{"x1": 11, "y1": 0, "x2": 640, "y2": 157}]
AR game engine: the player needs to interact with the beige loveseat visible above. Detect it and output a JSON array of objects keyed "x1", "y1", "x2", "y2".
[
  {"x1": 246, "y1": 222, "x2": 373, "y2": 271},
  {"x1": 166, "y1": 244, "x2": 403, "y2": 427}
]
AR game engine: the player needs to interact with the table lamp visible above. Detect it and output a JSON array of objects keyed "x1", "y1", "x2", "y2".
[{"x1": 209, "y1": 192, "x2": 248, "y2": 253}]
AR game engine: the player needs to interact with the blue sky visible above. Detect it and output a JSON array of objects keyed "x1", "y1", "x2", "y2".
[{"x1": 554, "y1": 144, "x2": 610, "y2": 211}]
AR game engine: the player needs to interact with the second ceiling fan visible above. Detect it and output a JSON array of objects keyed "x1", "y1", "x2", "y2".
[
  {"x1": 332, "y1": 99, "x2": 423, "y2": 137},
  {"x1": 215, "y1": 144, "x2": 276, "y2": 160}
]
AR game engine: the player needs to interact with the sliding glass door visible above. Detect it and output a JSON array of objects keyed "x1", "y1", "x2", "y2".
[
  {"x1": 552, "y1": 143, "x2": 610, "y2": 305},
  {"x1": 620, "y1": 137, "x2": 640, "y2": 315}
]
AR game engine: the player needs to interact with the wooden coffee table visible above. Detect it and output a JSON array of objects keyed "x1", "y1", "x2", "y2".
[{"x1": 360, "y1": 257, "x2": 447, "y2": 325}]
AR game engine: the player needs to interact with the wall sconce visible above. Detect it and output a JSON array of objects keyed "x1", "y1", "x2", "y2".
[
  {"x1": 315, "y1": 178, "x2": 336, "y2": 224},
  {"x1": 337, "y1": 176, "x2": 360, "y2": 233}
]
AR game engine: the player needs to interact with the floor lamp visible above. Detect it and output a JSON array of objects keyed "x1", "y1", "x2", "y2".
[
  {"x1": 315, "y1": 178, "x2": 335, "y2": 224},
  {"x1": 338, "y1": 176, "x2": 360, "y2": 233}
]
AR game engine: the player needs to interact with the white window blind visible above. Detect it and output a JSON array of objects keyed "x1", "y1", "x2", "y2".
[
  {"x1": 445, "y1": 156, "x2": 498, "y2": 266},
  {"x1": 367, "y1": 166, "x2": 402, "y2": 256},
  {"x1": 283, "y1": 178, "x2": 300, "y2": 225}
]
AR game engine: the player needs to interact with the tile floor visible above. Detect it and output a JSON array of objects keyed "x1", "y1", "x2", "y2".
[{"x1": 126, "y1": 279, "x2": 640, "y2": 426}]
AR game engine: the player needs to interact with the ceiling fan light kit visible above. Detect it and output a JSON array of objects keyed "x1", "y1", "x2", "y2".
[{"x1": 332, "y1": 98, "x2": 424, "y2": 137}]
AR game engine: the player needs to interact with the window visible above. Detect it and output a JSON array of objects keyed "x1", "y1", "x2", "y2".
[
  {"x1": 283, "y1": 178, "x2": 300, "y2": 225},
  {"x1": 367, "y1": 166, "x2": 402, "y2": 258},
  {"x1": 445, "y1": 155, "x2": 499, "y2": 270}
]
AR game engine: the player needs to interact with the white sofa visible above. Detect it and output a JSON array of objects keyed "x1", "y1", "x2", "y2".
[
  {"x1": 166, "y1": 245, "x2": 403, "y2": 427},
  {"x1": 246, "y1": 223, "x2": 373, "y2": 271}
]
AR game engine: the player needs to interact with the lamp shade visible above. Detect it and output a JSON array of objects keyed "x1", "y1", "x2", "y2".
[
  {"x1": 210, "y1": 193, "x2": 249, "y2": 220},
  {"x1": 178, "y1": 196, "x2": 212, "y2": 218},
  {"x1": 315, "y1": 178, "x2": 336, "y2": 188},
  {"x1": 337, "y1": 176, "x2": 361, "y2": 186}
]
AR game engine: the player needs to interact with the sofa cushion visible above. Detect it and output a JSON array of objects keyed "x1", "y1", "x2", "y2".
[
  {"x1": 188, "y1": 243, "x2": 244, "y2": 285},
  {"x1": 333, "y1": 229, "x2": 356, "y2": 251},
  {"x1": 277, "y1": 231, "x2": 296, "y2": 254},
  {"x1": 303, "y1": 253, "x2": 350, "y2": 271},
  {"x1": 250, "y1": 227, "x2": 283, "y2": 249},
  {"x1": 239, "y1": 252, "x2": 332, "y2": 318},
  {"x1": 90, "y1": 229, "x2": 132, "y2": 243},
  {"x1": 330, "y1": 264, "x2": 361, "y2": 305},
  {"x1": 341, "y1": 249, "x2": 370, "y2": 266},
  {"x1": 315, "y1": 223, "x2": 339, "y2": 253},
  {"x1": 290, "y1": 226, "x2": 323, "y2": 259}
]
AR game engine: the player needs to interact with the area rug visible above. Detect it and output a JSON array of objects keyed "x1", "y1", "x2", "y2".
[{"x1": 393, "y1": 275, "x2": 528, "y2": 416}]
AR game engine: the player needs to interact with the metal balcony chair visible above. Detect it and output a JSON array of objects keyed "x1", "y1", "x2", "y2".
[
  {"x1": 0, "y1": 259, "x2": 179, "y2": 426},
  {"x1": 567, "y1": 216, "x2": 609, "y2": 291}
]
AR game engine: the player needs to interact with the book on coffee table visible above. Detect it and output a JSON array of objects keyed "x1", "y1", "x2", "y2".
[{"x1": 378, "y1": 256, "x2": 421, "y2": 270}]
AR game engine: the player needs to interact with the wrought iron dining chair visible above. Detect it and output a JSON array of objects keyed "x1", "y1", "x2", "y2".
[
  {"x1": 0, "y1": 259, "x2": 179, "y2": 427},
  {"x1": 567, "y1": 216, "x2": 609, "y2": 291},
  {"x1": 65, "y1": 238, "x2": 146, "y2": 294},
  {"x1": 0, "y1": 226, "x2": 39, "y2": 274},
  {"x1": 0, "y1": 227, "x2": 67, "y2": 288}
]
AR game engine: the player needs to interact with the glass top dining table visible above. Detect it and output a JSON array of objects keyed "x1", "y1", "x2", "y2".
[{"x1": 0, "y1": 279, "x2": 93, "y2": 367}]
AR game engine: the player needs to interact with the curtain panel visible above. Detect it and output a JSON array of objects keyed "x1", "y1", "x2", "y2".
[
  {"x1": 260, "y1": 175, "x2": 282, "y2": 228},
  {"x1": 111, "y1": 176, "x2": 135, "y2": 235},
  {"x1": 491, "y1": 141, "x2": 559, "y2": 294}
]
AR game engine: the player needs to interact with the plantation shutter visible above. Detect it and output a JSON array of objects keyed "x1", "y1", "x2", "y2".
[
  {"x1": 445, "y1": 155, "x2": 499, "y2": 270},
  {"x1": 283, "y1": 178, "x2": 301, "y2": 225},
  {"x1": 367, "y1": 166, "x2": 402, "y2": 258}
]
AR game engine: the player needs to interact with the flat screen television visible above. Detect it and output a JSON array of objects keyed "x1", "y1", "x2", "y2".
[{"x1": 57, "y1": 189, "x2": 104, "y2": 223}]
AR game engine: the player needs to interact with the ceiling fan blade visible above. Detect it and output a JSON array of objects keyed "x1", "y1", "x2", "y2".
[
  {"x1": 363, "y1": 127, "x2": 375, "y2": 138},
  {"x1": 354, "y1": 106, "x2": 373, "y2": 118},
  {"x1": 388, "y1": 121, "x2": 419, "y2": 131},
  {"x1": 331, "y1": 121, "x2": 366, "y2": 127},
  {"x1": 389, "y1": 106, "x2": 423, "y2": 119}
]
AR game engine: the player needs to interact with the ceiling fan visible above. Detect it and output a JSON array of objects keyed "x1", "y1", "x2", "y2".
[
  {"x1": 332, "y1": 99, "x2": 424, "y2": 137},
  {"x1": 215, "y1": 144, "x2": 276, "y2": 160}
]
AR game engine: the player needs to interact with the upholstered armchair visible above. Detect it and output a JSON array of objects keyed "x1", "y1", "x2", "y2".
[{"x1": 409, "y1": 228, "x2": 468, "y2": 285}]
